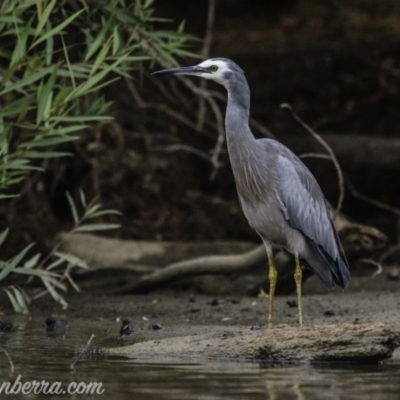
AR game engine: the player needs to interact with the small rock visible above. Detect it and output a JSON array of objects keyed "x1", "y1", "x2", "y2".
[
  {"x1": 286, "y1": 300, "x2": 297, "y2": 308},
  {"x1": 231, "y1": 298, "x2": 240, "y2": 304},
  {"x1": 152, "y1": 324, "x2": 163, "y2": 330},
  {"x1": 250, "y1": 324, "x2": 262, "y2": 331},
  {"x1": 0, "y1": 320, "x2": 14, "y2": 332},
  {"x1": 120, "y1": 319, "x2": 134, "y2": 336},
  {"x1": 189, "y1": 295, "x2": 196, "y2": 303},
  {"x1": 45, "y1": 316, "x2": 68, "y2": 333},
  {"x1": 210, "y1": 298, "x2": 224, "y2": 306},
  {"x1": 387, "y1": 267, "x2": 399, "y2": 281},
  {"x1": 323, "y1": 310, "x2": 335, "y2": 317}
]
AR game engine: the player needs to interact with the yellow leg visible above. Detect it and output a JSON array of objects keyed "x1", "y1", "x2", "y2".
[
  {"x1": 267, "y1": 249, "x2": 277, "y2": 328},
  {"x1": 294, "y1": 253, "x2": 303, "y2": 327}
]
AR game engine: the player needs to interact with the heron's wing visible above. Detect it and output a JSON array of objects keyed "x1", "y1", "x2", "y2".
[{"x1": 271, "y1": 142, "x2": 349, "y2": 287}]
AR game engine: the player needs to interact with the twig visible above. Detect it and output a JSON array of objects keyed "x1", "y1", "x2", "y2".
[
  {"x1": 379, "y1": 242, "x2": 400, "y2": 263},
  {"x1": 152, "y1": 144, "x2": 212, "y2": 163},
  {"x1": 70, "y1": 333, "x2": 95, "y2": 370},
  {"x1": 249, "y1": 117, "x2": 275, "y2": 139},
  {"x1": 122, "y1": 245, "x2": 267, "y2": 293},
  {"x1": 126, "y1": 78, "x2": 202, "y2": 132},
  {"x1": 196, "y1": 0, "x2": 216, "y2": 132},
  {"x1": 358, "y1": 259, "x2": 383, "y2": 278},
  {"x1": 299, "y1": 153, "x2": 331, "y2": 160},
  {"x1": 208, "y1": 97, "x2": 226, "y2": 180},
  {"x1": 346, "y1": 180, "x2": 400, "y2": 217},
  {"x1": 0, "y1": 347, "x2": 15, "y2": 377},
  {"x1": 281, "y1": 104, "x2": 344, "y2": 219}
]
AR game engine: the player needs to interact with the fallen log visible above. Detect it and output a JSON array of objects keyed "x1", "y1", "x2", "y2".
[
  {"x1": 105, "y1": 323, "x2": 400, "y2": 363},
  {"x1": 57, "y1": 234, "x2": 255, "y2": 268},
  {"x1": 59, "y1": 208, "x2": 386, "y2": 294}
]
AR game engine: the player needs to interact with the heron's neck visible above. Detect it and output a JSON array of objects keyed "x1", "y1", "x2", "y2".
[{"x1": 225, "y1": 76, "x2": 255, "y2": 147}]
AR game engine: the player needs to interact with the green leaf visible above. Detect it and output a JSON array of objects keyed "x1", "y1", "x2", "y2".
[
  {"x1": 0, "y1": 243, "x2": 35, "y2": 282},
  {"x1": 0, "y1": 194, "x2": 19, "y2": 200},
  {"x1": 35, "y1": 0, "x2": 56, "y2": 37},
  {"x1": 63, "y1": 272, "x2": 81, "y2": 292},
  {"x1": 0, "y1": 228, "x2": 9, "y2": 247},
  {"x1": 85, "y1": 22, "x2": 109, "y2": 62},
  {"x1": 3, "y1": 288, "x2": 28, "y2": 314},
  {"x1": 90, "y1": 36, "x2": 113, "y2": 76},
  {"x1": 66, "y1": 192, "x2": 79, "y2": 223},
  {"x1": 23, "y1": 253, "x2": 41, "y2": 269},
  {"x1": 112, "y1": 26, "x2": 120, "y2": 55},
  {"x1": 54, "y1": 251, "x2": 88, "y2": 269},
  {"x1": 60, "y1": 35, "x2": 76, "y2": 89},
  {"x1": 75, "y1": 223, "x2": 120, "y2": 232},
  {"x1": 18, "y1": 134, "x2": 81, "y2": 148},
  {"x1": 45, "y1": 257, "x2": 66, "y2": 271},
  {"x1": 13, "y1": 268, "x2": 60, "y2": 278},
  {"x1": 21, "y1": 151, "x2": 72, "y2": 159},
  {"x1": 79, "y1": 189, "x2": 87, "y2": 208},
  {"x1": 11, "y1": 287, "x2": 29, "y2": 314},
  {"x1": 49, "y1": 115, "x2": 112, "y2": 123},
  {"x1": 85, "y1": 209, "x2": 122, "y2": 219},
  {"x1": 10, "y1": 16, "x2": 33, "y2": 66},
  {"x1": 41, "y1": 277, "x2": 68, "y2": 308},
  {"x1": 0, "y1": 67, "x2": 53, "y2": 96},
  {"x1": 37, "y1": 65, "x2": 58, "y2": 124},
  {"x1": 31, "y1": 9, "x2": 85, "y2": 48}
]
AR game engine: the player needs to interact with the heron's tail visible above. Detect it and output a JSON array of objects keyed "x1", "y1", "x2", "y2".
[{"x1": 301, "y1": 241, "x2": 350, "y2": 289}]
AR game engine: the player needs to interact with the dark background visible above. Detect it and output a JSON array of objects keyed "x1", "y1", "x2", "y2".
[{"x1": 5, "y1": 0, "x2": 400, "y2": 258}]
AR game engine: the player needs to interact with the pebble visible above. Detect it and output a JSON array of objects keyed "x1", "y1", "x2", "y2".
[{"x1": 120, "y1": 319, "x2": 134, "y2": 336}]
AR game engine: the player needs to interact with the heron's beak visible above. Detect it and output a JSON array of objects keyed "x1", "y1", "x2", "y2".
[{"x1": 152, "y1": 65, "x2": 208, "y2": 76}]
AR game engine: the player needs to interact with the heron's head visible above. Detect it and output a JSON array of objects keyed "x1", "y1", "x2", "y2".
[{"x1": 152, "y1": 58, "x2": 244, "y2": 88}]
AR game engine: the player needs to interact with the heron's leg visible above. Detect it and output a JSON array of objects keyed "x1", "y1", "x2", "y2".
[
  {"x1": 294, "y1": 252, "x2": 303, "y2": 327},
  {"x1": 267, "y1": 248, "x2": 277, "y2": 328}
]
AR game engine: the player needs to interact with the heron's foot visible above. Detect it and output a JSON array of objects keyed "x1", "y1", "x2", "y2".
[{"x1": 294, "y1": 253, "x2": 303, "y2": 327}]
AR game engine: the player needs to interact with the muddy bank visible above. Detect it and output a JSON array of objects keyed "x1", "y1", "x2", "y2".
[{"x1": 21, "y1": 274, "x2": 400, "y2": 362}]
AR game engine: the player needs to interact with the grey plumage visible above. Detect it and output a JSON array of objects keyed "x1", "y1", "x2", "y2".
[{"x1": 153, "y1": 57, "x2": 350, "y2": 326}]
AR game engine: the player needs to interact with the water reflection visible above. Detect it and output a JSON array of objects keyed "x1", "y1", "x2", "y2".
[{"x1": 0, "y1": 316, "x2": 399, "y2": 399}]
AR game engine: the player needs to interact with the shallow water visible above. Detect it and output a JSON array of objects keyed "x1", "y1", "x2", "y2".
[{"x1": 1, "y1": 315, "x2": 400, "y2": 399}]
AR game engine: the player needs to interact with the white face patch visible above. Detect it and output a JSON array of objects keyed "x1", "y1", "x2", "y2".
[{"x1": 197, "y1": 59, "x2": 232, "y2": 85}]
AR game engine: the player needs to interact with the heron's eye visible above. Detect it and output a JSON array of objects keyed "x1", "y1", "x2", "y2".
[{"x1": 210, "y1": 65, "x2": 218, "y2": 72}]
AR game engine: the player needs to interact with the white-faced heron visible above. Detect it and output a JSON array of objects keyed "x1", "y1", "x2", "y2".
[{"x1": 152, "y1": 58, "x2": 350, "y2": 327}]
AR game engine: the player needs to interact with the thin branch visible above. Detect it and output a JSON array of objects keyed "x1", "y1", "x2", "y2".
[
  {"x1": 121, "y1": 245, "x2": 267, "y2": 293},
  {"x1": 281, "y1": 104, "x2": 344, "y2": 219},
  {"x1": 152, "y1": 144, "x2": 212, "y2": 163},
  {"x1": 358, "y1": 258, "x2": 383, "y2": 278},
  {"x1": 346, "y1": 180, "x2": 400, "y2": 217},
  {"x1": 379, "y1": 242, "x2": 400, "y2": 263},
  {"x1": 126, "y1": 78, "x2": 201, "y2": 132},
  {"x1": 0, "y1": 347, "x2": 15, "y2": 377},
  {"x1": 70, "y1": 334, "x2": 95, "y2": 370},
  {"x1": 249, "y1": 116, "x2": 275, "y2": 139},
  {"x1": 299, "y1": 153, "x2": 331, "y2": 160},
  {"x1": 207, "y1": 96, "x2": 226, "y2": 179},
  {"x1": 196, "y1": 0, "x2": 216, "y2": 132}
]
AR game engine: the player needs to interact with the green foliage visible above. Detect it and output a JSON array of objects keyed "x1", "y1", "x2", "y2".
[
  {"x1": 0, "y1": 0, "x2": 197, "y2": 312},
  {"x1": 0, "y1": 191, "x2": 121, "y2": 313},
  {"x1": 0, "y1": 0, "x2": 197, "y2": 199}
]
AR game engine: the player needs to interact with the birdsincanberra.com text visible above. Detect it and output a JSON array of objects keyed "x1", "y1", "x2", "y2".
[{"x1": 0, "y1": 375, "x2": 105, "y2": 395}]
